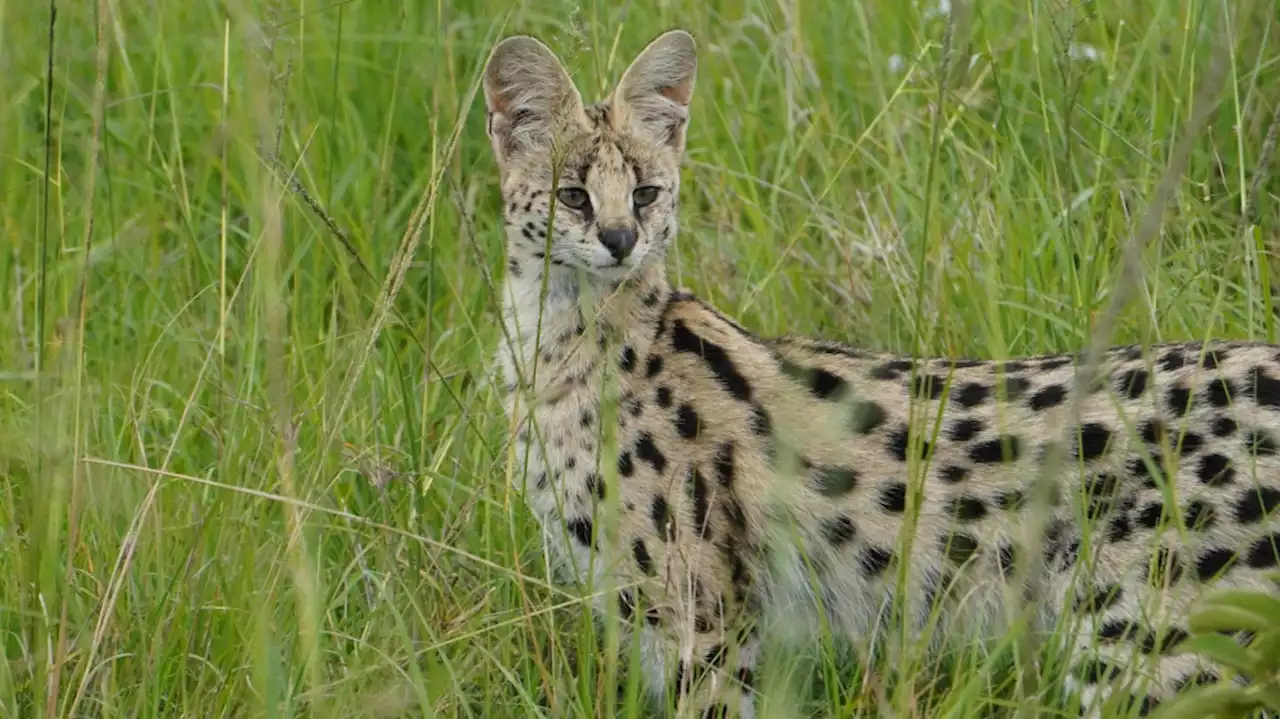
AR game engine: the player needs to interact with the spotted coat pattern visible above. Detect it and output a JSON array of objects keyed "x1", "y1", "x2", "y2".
[{"x1": 482, "y1": 30, "x2": 1280, "y2": 719}]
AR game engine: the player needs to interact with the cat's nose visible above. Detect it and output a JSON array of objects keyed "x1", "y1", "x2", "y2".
[{"x1": 599, "y1": 227, "x2": 637, "y2": 261}]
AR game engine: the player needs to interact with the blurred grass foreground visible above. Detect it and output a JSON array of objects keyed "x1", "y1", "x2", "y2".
[{"x1": 2, "y1": 0, "x2": 1279, "y2": 717}]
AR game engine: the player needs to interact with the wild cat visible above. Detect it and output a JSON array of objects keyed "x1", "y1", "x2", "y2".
[{"x1": 482, "y1": 28, "x2": 1280, "y2": 718}]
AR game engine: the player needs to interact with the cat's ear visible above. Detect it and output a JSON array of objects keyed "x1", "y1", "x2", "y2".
[
  {"x1": 483, "y1": 36, "x2": 586, "y2": 164},
  {"x1": 610, "y1": 30, "x2": 697, "y2": 151}
]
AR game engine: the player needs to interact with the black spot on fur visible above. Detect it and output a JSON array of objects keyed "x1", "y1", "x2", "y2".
[
  {"x1": 871, "y1": 359, "x2": 913, "y2": 380},
  {"x1": 912, "y1": 374, "x2": 947, "y2": 399},
  {"x1": 1116, "y1": 346, "x2": 1144, "y2": 363},
  {"x1": 814, "y1": 467, "x2": 859, "y2": 497},
  {"x1": 878, "y1": 482, "x2": 907, "y2": 513},
  {"x1": 1039, "y1": 357, "x2": 1072, "y2": 371},
  {"x1": 821, "y1": 515, "x2": 858, "y2": 547},
  {"x1": 1136, "y1": 501, "x2": 1167, "y2": 529},
  {"x1": 618, "y1": 452, "x2": 635, "y2": 477},
  {"x1": 1183, "y1": 499, "x2": 1217, "y2": 530},
  {"x1": 1073, "y1": 583, "x2": 1123, "y2": 613},
  {"x1": 940, "y1": 465, "x2": 970, "y2": 483},
  {"x1": 1245, "y1": 429, "x2": 1280, "y2": 456},
  {"x1": 1044, "y1": 522, "x2": 1080, "y2": 571},
  {"x1": 1246, "y1": 366, "x2": 1280, "y2": 408},
  {"x1": 655, "y1": 386, "x2": 672, "y2": 407},
  {"x1": 651, "y1": 496, "x2": 675, "y2": 542},
  {"x1": 1116, "y1": 368, "x2": 1149, "y2": 398},
  {"x1": 1140, "y1": 420, "x2": 1165, "y2": 445},
  {"x1": 1233, "y1": 486, "x2": 1280, "y2": 524},
  {"x1": 1099, "y1": 620, "x2": 1140, "y2": 642},
  {"x1": 1000, "y1": 376, "x2": 1032, "y2": 400},
  {"x1": 751, "y1": 404, "x2": 772, "y2": 436},
  {"x1": 635, "y1": 433, "x2": 667, "y2": 473},
  {"x1": 1207, "y1": 377, "x2": 1237, "y2": 407},
  {"x1": 997, "y1": 543, "x2": 1017, "y2": 576},
  {"x1": 1175, "y1": 671, "x2": 1221, "y2": 692},
  {"x1": 968, "y1": 435, "x2": 1023, "y2": 463},
  {"x1": 671, "y1": 321, "x2": 752, "y2": 401},
  {"x1": 1128, "y1": 455, "x2": 1167, "y2": 485},
  {"x1": 1166, "y1": 386, "x2": 1194, "y2": 417},
  {"x1": 1159, "y1": 350, "x2": 1186, "y2": 371},
  {"x1": 645, "y1": 354, "x2": 664, "y2": 377},
  {"x1": 622, "y1": 392, "x2": 643, "y2": 417},
  {"x1": 887, "y1": 425, "x2": 932, "y2": 461},
  {"x1": 1029, "y1": 384, "x2": 1067, "y2": 410},
  {"x1": 1146, "y1": 546, "x2": 1185, "y2": 586},
  {"x1": 859, "y1": 547, "x2": 893, "y2": 577},
  {"x1": 922, "y1": 569, "x2": 957, "y2": 609},
  {"x1": 1140, "y1": 627, "x2": 1189, "y2": 654},
  {"x1": 703, "y1": 644, "x2": 728, "y2": 668},
  {"x1": 714, "y1": 444, "x2": 735, "y2": 487},
  {"x1": 1106, "y1": 515, "x2": 1133, "y2": 543},
  {"x1": 688, "y1": 468, "x2": 712, "y2": 538},
  {"x1": 620, "y1": 346, "x2": 637, "y2": 373},
  {"x1": 693, "y1": 609, "x2": 723, "y2": 634},
  {"x1": 1076, "y1": 658, "x2": 1122, "y2": 684},
  {"x1": 722, "y1": 497, "x2": 747, "y2": 532},
  {"x1": 1211, "y1": 416, "x2": 1238, "y2": 437},
  {"x1": 1245, "y1": 533, "x2": 1280, "y2": 568},
  {"x1": 568, "y1": 517, "x2": 595, "y2": 548},
  {"x1": 725, "y1": 547, "x2": 750, "y2": 601},
  {"x1": 995, "y1": 490, "x2": 1024, "y2": 510},
  {"x1": 941, "y1": 532, "x2": 980, "y2": 565},
  {"x1": 1197, "y1": 453, "x2": 1234, "y2": 486},
  {"x1": 945, "y1": 495, "x2": 988, "y2": 522},
  {"x1": 633, "y1": 538, "x2": 654, "y2": 574},
  {"x1": 586, "y1": 473, "x2": 605, "y2": 499},
  {"x1": 948, "y1": 418, "x2": 985, "y2": 442},
  {"x1": 1177, "y1": 432, "x2": 1205, "y2": 456},
  {"x1": 849, "y1": 401, "x2": 888, "y2": 434},
  {"x1": 1194, "y1": 547, "x2": 1237, "y2": 581},
  {"x1": 954, "y1": 382, "x2": 990, "y2": 408},
  {"x1": 809, "y1": 368, "x2": 847, "y2": 399},
  {"x1": 1072, "y1": 423, "x2": 1114, "y2": 461},
  {"x1": 676, "y1": 404, "x2": 701, "y2": 440},
  {"x1": 580, "y1": 410, "x2": 594, "y2": 427},
  {"x1": 618, "y1": 589, "x2": 635, "y2": 619},
  {"x1": 1083, "y1": 473, "x2": 1120, "y2": 518}
]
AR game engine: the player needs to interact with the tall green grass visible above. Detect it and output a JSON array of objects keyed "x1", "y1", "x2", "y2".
[{"x1": 2, "y1": 0, "x2": 1278, "y2": 716}]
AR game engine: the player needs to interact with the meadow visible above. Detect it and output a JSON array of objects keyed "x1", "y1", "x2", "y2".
[{"x1": 2, "y1": 0, "x2": 1279, "y2": 716}]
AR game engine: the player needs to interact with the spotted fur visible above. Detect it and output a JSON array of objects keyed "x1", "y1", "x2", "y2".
[{"x1": 483, "y1": 29, "x2": 1280, "y2": 718}]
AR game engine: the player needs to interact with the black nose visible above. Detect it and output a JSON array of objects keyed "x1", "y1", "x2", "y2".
[{"x1": 598, "y1": 227, "x2": 637, "y2": 261}]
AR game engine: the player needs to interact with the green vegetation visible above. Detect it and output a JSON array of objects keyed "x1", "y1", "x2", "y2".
[{"x1": 2, "y1": 0, "x2": 1277, "y2": 716}]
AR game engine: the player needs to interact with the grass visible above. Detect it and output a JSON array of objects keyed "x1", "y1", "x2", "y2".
[{"x1": 2, "y1": 0, "x2": 1279, "y2": 716}]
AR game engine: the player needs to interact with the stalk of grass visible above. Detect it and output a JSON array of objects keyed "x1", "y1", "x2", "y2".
[{"x1": 2, "y1": 0, "x2": 1278, "y2": 717}]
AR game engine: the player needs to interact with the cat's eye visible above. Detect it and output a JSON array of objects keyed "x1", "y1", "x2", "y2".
[
  {"x1": 556, "y1": 188, "x2": 591, "y2": 211},
  {"x1": 632, "y1": 185, "x2": 661, "y2": 208}
]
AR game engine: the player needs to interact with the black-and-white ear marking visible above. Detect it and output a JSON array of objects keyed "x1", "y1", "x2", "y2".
[
  {"x1": 482, "y1": 35, "x2": 587, "y2": 164},
  {"x1": 610, "y1": 30, "x2": 698, "y2": 149}
]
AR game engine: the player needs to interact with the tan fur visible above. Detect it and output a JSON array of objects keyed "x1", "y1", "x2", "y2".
[{"x1": 483, "y1": 29, "x2": 1280, "y2": 718}]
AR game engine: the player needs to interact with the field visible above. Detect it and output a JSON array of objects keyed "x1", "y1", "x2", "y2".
[{"x1": 3, "y1": 0, "x2": 1279, "y2": 716}]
